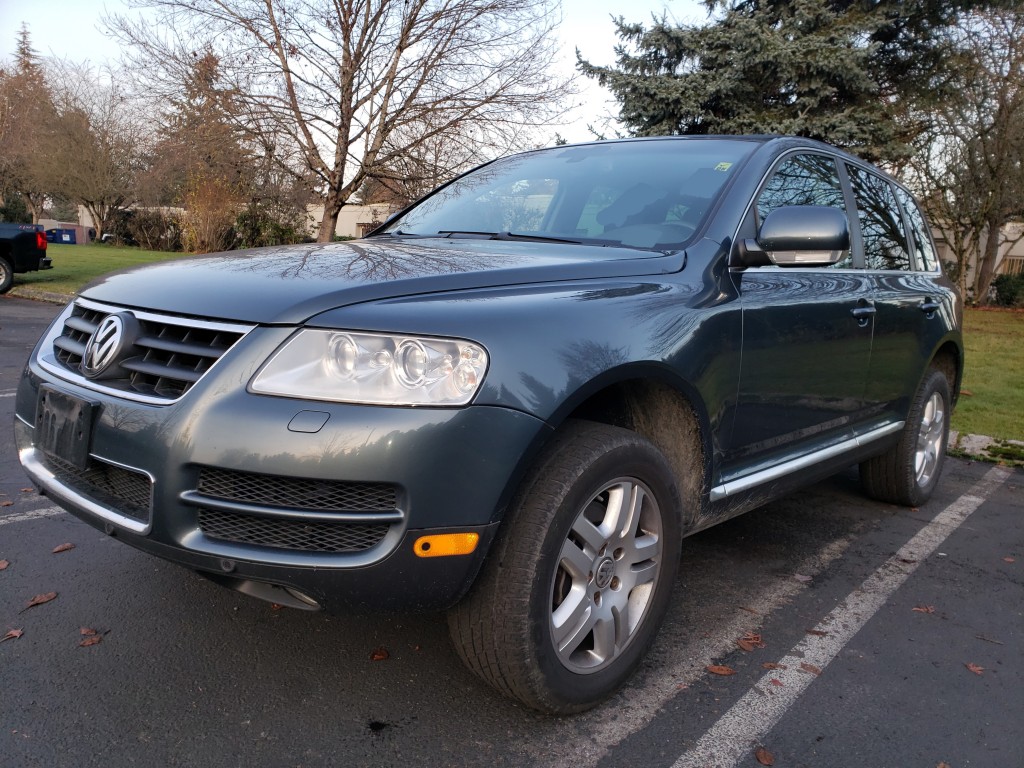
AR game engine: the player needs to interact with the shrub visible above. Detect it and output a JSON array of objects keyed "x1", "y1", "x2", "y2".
[{"x1": 992, "y1": 273, "x2": 1024, "y2": 307}]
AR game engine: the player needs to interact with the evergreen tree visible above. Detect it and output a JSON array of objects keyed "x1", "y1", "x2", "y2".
[{"x1": 579, "y1": 0, "x2": 977, "y2": 162}]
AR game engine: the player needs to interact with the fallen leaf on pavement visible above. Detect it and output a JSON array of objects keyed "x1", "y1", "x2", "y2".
[
  {"x1": 793, "y1": 573, "x2": 812, "y2": 583},
  {"x1": 21, "y1": 592, "x2": 58, "y2": 612},
  {"x1": 80, "y1": 627, "x2": 98, "y2": 636},
  {"x1": 965, "y1": 662, "x2": 984, "y2": 676},
  {"x1": 738, "y1": 632, "x2": 766, "y2": 652},
  {"x1": 706, "y1": 664, "x2": 736, "y2": 676},
  {"x1": 762, "y1": 662, "x2": 787, "y2": 670},
  {"x1": 912, "y1": 605, "x2": 936, "y2": 614},
  {"x1": 800, "y1": 662, "x2": 822, "y2": 676},
  {"x1": 0, "y1": 501, "x2": 12, "y2": 507},
  {"x1": 755, "y1": 746, "x2": 775, "y2": 766},
  {"x1": 0, "y1": 559, "x2": 9, "y2": 570},
  {"x1": 370, "y1": 647, "x2": 389, "y2": 661},
  {"x1": 52, "y1": 543, "x2": 75, "y2": 554},
  {"x1": 769, "y1": 678, "x2": 784, "y2": 687},
  {"x1": 79, "y1": 635, "x2": 103, "y2": 647},
  {"x1": 2, "y1": 628, "x2": 24, "y2": 642},
  {"x1": 20, "y1": 488, "x2": 34, "y2": 493},
  {"x1": 937, "y1": 762, "x2": 951, "y2": 768},
  {"x1": 1004, "y1": 557, "x2": 1016, "y2": 563}
]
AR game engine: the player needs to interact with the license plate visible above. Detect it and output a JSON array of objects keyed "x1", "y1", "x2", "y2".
[{"x1": 36, "y1": 386, "x2": 98, "y2": 469}]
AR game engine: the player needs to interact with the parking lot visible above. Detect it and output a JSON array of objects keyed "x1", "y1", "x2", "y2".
[{"x1": 2, "y1": 295, "x2": 1021, "y2": 768}]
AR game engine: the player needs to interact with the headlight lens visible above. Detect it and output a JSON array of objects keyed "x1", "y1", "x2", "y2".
[{"x1": 250, "y1": 329, "x2": 489, "y2": 406}]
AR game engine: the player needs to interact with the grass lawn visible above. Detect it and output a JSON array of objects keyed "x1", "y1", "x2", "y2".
[
  {"x1": 952, "y1": 307, "x2": 1024, "y2": 442},
  {"x1": 11, "y1": 243, "x2": 188, "y2": 296},
  {"x1": 8, "y1": 245, "x2": 1021, "y2": 441}
]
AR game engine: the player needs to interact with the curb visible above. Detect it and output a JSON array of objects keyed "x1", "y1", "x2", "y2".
[
  {"x1": 949, "y1": 431, "x2": 1024, "y2": 468},
  {"x1": 6, "y1": 287, "x2": 73, "y2": 304}
]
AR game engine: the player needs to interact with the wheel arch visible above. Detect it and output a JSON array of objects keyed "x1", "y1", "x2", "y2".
[
  {"x1": 929, "y1": 339, "x2": 963, "y2": 408},
  {"x1": 543, "y1": 367, "x2": 711, "y2": 532}
]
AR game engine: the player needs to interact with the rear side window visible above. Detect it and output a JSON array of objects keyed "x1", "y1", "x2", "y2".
[
  {"x1": 756, "y1": 154, "x2": 852, "y2": 268},
  {"x1": 847, "y1": 166, "x2": 912, "y2": 271},
  {"x1": 895, "y1": 187, "x2": 939, "y2": 272}
]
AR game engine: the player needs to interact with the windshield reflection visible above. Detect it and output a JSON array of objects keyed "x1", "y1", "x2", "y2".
[{"x1": 379, "y1": 140, "x2": 755, "y2": 251}]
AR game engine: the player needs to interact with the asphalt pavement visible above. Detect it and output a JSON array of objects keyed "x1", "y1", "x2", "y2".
[{"x1": 2, "y1": 295, "x2": 1021, "y2": 768}]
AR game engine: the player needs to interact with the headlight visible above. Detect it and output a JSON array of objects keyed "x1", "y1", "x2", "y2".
[{"x1": 250, "y1": 329, "x2": 489, "y2": 406}]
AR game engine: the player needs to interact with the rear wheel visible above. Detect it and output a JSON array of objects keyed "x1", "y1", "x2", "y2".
[
  {"x1": 0, "y1": 258, "x2": 13, "y2": 294},
  {"x1": 448, "y1": 420, "x2": 682, "y2": 714},
  {"x1": 861, "y1": 368, "x2": 951, "y2": 506}
]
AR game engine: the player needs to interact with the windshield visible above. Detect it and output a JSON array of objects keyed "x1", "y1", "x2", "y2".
[{"x1": 378, "y1": 139, "x2": 755, "y2": 251}]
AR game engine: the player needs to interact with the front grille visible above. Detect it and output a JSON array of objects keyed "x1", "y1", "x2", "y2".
[
  {"x1": 198, "y1": 509, "x2": 389, "y2": 553},
  {"x1": 52, "y1": 302, "x2": 248, "y2": 401},
  {"x1": 197, "y1": 468, "x2": 398, "y2": 512},
  {"x1": 42, "y1": 453, "x2": 152, "y2": 522}
]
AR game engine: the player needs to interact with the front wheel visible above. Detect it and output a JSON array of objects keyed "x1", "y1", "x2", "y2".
[
  {"x1": 448, "y1": 420, "x2": 682, "y2": 714},
  {"x1": 861, "y1": 368, "x2": 951, "y2": 507}
]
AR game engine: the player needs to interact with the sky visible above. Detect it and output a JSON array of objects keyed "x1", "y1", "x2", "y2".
[{"x1": 0, "y1": 0, "x2": 708, "y2": 144}]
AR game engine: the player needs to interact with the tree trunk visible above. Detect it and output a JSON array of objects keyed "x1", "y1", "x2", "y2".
[
  {"x1": 317, "y1": 193, "x2": 343, "y2": 243},
  {"x1": 973, "y1": 218, "x2": 1003, "y2": 305}
]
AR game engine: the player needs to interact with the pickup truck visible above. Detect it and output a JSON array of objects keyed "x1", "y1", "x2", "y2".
[{"x1": 0, "y1": 222, "x2": 52, "y2": 294}]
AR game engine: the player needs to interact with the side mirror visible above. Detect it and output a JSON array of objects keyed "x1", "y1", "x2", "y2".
[{"x1": 738, "y1": 205, "x2": 850, "y2": 267}]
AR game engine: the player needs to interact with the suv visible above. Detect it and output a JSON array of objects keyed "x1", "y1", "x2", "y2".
[{"x1": 15, "y1": 136, "x2": 961, "y2": 713}]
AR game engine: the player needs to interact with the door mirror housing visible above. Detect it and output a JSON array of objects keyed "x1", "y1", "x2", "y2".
[{"x1": 738, "y1": 205, "x2": 850, "y2": 267}]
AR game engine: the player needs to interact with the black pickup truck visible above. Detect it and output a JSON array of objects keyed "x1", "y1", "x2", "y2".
[{"x1": 0, "y1": 222, "x2": 52, "y2": 294}]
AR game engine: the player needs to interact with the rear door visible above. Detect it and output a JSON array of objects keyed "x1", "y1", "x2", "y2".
[{"x1": 845, "y1": 165, "x2": 951, "y2": 424}]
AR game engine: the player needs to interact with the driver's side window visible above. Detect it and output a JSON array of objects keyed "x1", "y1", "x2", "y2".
[{"x1": 757, "y1": 154, "x2": 852, "y2": 268}]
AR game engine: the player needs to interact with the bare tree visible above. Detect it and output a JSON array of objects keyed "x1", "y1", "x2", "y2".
[
  {"x1": 109, "y1": 0, "x2": 573, "y2": 242},
  {"x1": 42, "y1": 62, "x2": 145, "y2": 240},
  {"x1": 909, "y1": 8, "x2": 1024, "y2": 303}
]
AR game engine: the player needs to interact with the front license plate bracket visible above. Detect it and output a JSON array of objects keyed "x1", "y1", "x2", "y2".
[{"x1": 36, "y1": 385, "x2": 98, "y2": 469}]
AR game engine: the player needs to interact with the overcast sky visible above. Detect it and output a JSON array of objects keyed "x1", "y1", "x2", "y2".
[{"x1": 1, "y1": 0, "x2": 708, "y2": 144}]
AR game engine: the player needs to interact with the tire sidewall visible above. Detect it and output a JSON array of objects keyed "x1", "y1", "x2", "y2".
[
  {"x1": 522, "y1": 434, "x2": 681, "y2": 709},
  {"x1": 0, "y1": 259, "x2": 12, "y2": 294},
  {"x1": 902, "y1": 369, "x2": 951, "y2": 505}
]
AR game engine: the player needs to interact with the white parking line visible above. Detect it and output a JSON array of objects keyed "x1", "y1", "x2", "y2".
[
  {"x1": 672, "y1": 464, "x2": 1012, "y2": 768},
  {"x1": 0, "y1": 505, "x2": 66, "y2": 525},
  {"x1": 0, "y1": 392, "x2": 17, "y2": 398}
]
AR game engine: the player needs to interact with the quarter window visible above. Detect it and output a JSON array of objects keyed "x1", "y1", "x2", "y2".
[
  {"x1": 757, "y1": 154, "x2": 851, "y2": 268},
  {"x1": 895, "y1": 187, "x2": 939, "y2": 272},
  {"x1": 848, "y1": 166, "x2": 912, "y2": 271}
]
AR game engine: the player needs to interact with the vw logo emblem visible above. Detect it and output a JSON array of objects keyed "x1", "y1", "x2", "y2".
[{"x1": 82, "y1": 314, "x2": 129, "y2": 378}]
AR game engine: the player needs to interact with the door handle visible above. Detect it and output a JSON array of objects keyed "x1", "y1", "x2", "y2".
[
  {"x1": 851, "y1": 306, "x2": 876, "y2": 324},
  {"x1": 920, "y1": 298, "x2": 941, "y2": 315}
]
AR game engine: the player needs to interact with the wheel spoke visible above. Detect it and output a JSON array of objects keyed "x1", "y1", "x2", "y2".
[
  {"x1": 590, "y1": 605, "x2": 618, "y2": 662},
  {"x1": 571, "y1": 514, "x2": 608, "y2": 556},
  {"x1": 558, "y1": 537, "x2": 592, "y2": 581},
  {"x1": 610, "y1": 483, "x2": 643, "y2": 541},
  {"x1": 551, "y1": 585, "x2": 594, "y2": 652}
]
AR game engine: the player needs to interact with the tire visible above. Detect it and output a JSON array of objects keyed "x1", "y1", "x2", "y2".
[
  {"x1": 861, "y1": 368, "x2": 951, "y2": 507},
  {"x1": 448, "y1": 420, "x2": 682, "y2": 714},
  {"x1": 0, "y1": 258, "x2": 13, "y2": 294}
]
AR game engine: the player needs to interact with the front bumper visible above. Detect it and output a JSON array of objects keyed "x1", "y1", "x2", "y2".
[{"x1": 15, "y1": 340, "x2": 549, "y2": 612}]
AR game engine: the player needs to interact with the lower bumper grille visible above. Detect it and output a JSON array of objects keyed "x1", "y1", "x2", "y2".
[
  {"x1": 198, "y1": 509, "x2": 389, "y2": 553},
  {"x1": 42, "y1": 453, "x2": 152, "y2": 523}
]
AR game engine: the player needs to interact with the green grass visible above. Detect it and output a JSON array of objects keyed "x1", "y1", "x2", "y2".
[
  {"x1": 951, "y1": 308, "x2": 1024, "y2": 441},
  {"x1": 11, "y1": 243, "x2": 188, "y2": 297}
]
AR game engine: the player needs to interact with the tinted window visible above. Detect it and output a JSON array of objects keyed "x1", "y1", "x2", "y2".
[
  {"x1": 895, "y1": 187, "x2": 939, "y2": 272},
  {"x1": 848, "y1": 166, "x2": 912, "y2": 271},
  {"x1": 382, "y1": 140, "x2": 756, "y2": 250},
  {"x1": 757, "y1": 154, "x2": 851, "y2": 268}
]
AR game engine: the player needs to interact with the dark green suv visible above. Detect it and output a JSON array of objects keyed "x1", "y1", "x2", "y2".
[{"x1": 15, "y1": 136, "x2": 962, "y2": 713}]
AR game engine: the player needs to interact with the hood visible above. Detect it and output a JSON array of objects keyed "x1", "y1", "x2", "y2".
[{"x1": 79, "y1": 237, "x2": 684, "y2": 324}]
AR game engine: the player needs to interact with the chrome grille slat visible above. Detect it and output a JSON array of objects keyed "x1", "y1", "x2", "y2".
[{"x1": 47, "y1": 301, "x2": 250, "y2": 403}]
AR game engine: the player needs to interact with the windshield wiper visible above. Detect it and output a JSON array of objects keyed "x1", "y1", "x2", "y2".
[{"x1": 436, "y1": 230, "x2": 627, "y2": 247}]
